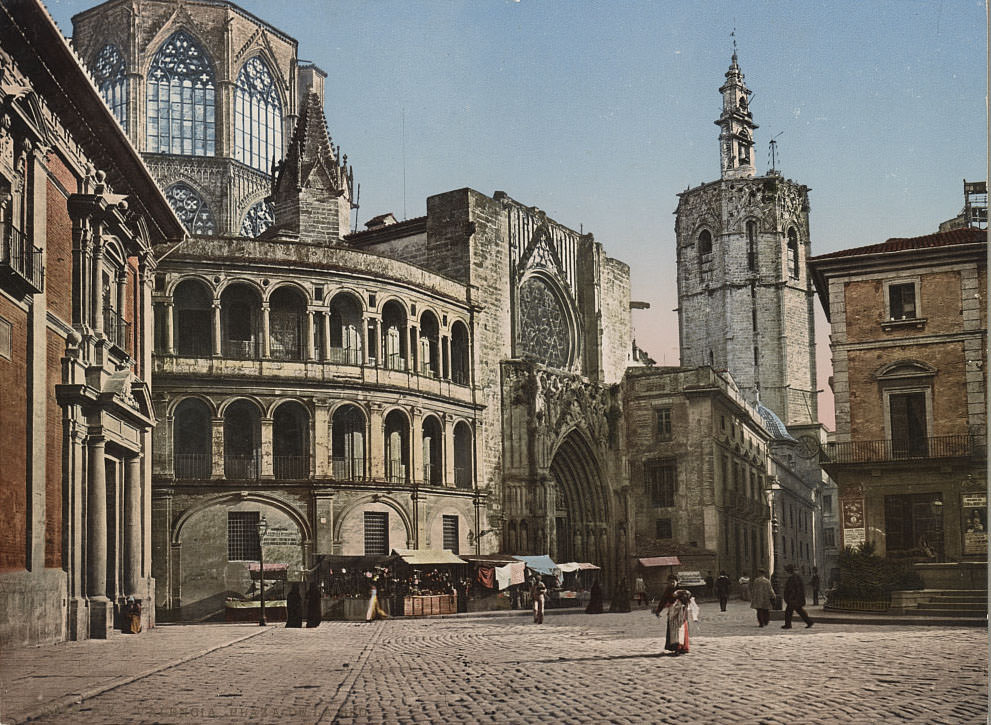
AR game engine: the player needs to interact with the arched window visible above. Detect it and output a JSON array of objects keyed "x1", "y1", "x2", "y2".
[
  {"x1": 220, "y1": 283, "x2": 261, "y2": 359},
  {"x1": 94, "y1": 44, "x2": 127, "y2": 131},
  {"x1": 328, "y1": 292, "x2": 363, "y2": 365},
  {"x1": 174, "y1": 398, "x2": 211, "y2": 479},
  {"x1": 787, "y1": 227, "x2": 800, "y2": 279},
  {"x1": 421, "y1": 415, "x2": 443, "y2": 485},
  {"x1": 384, "y1": 410, "x2": 409, "y2": 484},
  {"x1": 165, "y1": 182, "x2": 216, "y2": 235},
  {"x1": 381, "y1": 301, "x2": 408, "y2": 371},
  {"x1": 453, "y1": 421, "x2": 472, "y2": 489},
  {"x1": 269, "y1": 286, "x2": 306, "y2": 361},
  {"x1": 173, "y1": 279, "x2": 212, "y2": 356},
  {"x1": 332, "y1": 405, "x2": 366, "y2": 480},
  {"x1": 273, "y1": 401, "x2": 309, "y2": 479},
  {"x1": 450, "y1": 322, "x2": 470, "y2": 386},
  {"x1": 240, "y1": 200, "x2": 274, "y2": 238},
  {"x1": 698, "y1": 229, "x2": 713, "y2": 256},
  {"x1": 224, "y1": 400, "x2": 260, "y2": 479},
  {"x1": 746, "y1": 220, "x2": 757, "y2": 271},
  {"x1": 147, "y1": 30, "x2": 215, "y2": 156},
  {"x1": 234, "y1": 56, "x2": 283, "y2": 174},
  {"x1": 418, "y1": 311, "x2": 440, "y2": 378}
]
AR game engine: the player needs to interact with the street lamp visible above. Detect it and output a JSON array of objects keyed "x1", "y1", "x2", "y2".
[{"x1": 257, "y1": 515, "x2": 268, "y2": 626}]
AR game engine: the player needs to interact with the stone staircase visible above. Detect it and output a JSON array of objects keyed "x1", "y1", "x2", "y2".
[{"x1": 910, "y1": 589, "x2": 987, "y2": 618}]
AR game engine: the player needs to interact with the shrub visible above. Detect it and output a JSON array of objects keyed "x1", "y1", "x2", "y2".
[{"x1": 830, "y1": 543, "x2": 924, "y2": 601}]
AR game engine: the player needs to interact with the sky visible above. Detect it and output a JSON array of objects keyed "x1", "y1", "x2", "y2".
[{"x1": 47, "y1": 0, "x2": 988, "y2": 429}]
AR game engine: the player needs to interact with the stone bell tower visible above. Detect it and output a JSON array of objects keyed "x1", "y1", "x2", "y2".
[{"x1": 675, "y1": 53, "x2": 818, "y2": 428}]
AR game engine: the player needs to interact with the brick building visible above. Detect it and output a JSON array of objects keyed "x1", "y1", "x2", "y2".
[
  {"x1": 71, "y1": 0, "x2": 633, "y2": 619},
  {"x1": 0, "y1": 0, "x2": 183, "y2": 647},
  {"x1": 810, "y1": 225, "x2": 987, "y2": 585}
]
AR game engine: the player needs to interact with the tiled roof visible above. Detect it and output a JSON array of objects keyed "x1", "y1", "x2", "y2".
[{"x1": 810, "y1": 227, "x2": 985, "y2": 261}]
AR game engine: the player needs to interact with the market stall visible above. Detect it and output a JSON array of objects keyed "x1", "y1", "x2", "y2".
[
  {"x1": 224, "y1": 563, "x2": 289, "y2": 622},
  {"x1": 313, "y1": 554, "x2": 392, "y2": 620},
  {"x1": 636, "y1": 556, "x2": 681, "y2": 602},
  {"x1": 554, "y1": 562, "x2": 600, "y2": 608},
  {"x1": 389, "y1": 549, "x2": 469, "y2": 616},
  {"x1": 462, "y1": 555, "x2": 528, "y2": 611}
]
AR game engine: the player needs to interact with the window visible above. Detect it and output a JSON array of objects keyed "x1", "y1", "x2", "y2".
[
  {"x1": 822, "y1": 494, "x2": 832, "y2": 514},
  {"x1": 655, "y1": 407, "x2": 672, "y2": 440},
  {"x1": 94, "y1": 45, "x2": 127, "y2": 131},
  {"x1": 228, "y1": 511, "x2": 260, "y2": 561},
  {"x1": 241, "y1": 200, "x2": 274, "y2": 237},
  {"x1": 824, "y1": 528, "x2": 835, "y2": 547},
  {"x1": 884, "y1": 493, "x2": 943, "y2": 555},
  {"x1": 234, "y1": 56, "x2": 283, "y2": 174},
  {"x1": 698, "y1": 229, "x2": 713, "y2": 257},
  {"x1": 147, "y1": 30, "x2": 216, "y2": 156},
  {"x1": 889, "y1": 391, "x2": 928, "y2": 457},
  {"x1": 443, "y1": 515, "x2": 459, "y2": 554},
  {"x1": 646, "y1": 460, "x2": 676, "y2": 507},
  {"x1": 656, "y1": 518, "x2": 673, "y2": 539},
  {"x1": 786, "y1": 228, "x2": 800, "y2": 278},
  {"x1": 0, "y1": 315, "x2": 10, "y2": 360},
  {"x1": 165, "y1": 182, "x2": 216, "y2": 235},
  {"x1": 888, "y1": 283, "x2": 917, "y2": 320},
  {"x1": 364, "y1": 512, "x2": 389, "y2": 555},
  {"x1": 746, "y1": 220, "x2": 757, "y2": 271}
]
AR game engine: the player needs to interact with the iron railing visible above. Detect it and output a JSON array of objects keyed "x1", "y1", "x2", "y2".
[
  {"x1": 454, "y1": 466, "x2": 471, "y2": 489},
  {"x1": 823, "y1": 434, "x2": 986, "y2": 464},
  {"x1": 274, "y1": 455, "x2": 309, "y2": 479},
  {"x1": 387, "y1": 462, "x2": 407, "y2": 484},
  {"x1": 332, "y1": 456, "x2": 365, "y2": 481},
  {"x1": 384, "y1": 353, "x2": 407, "y2": 372},
  {"x1": 0, "y1": 221, "x2": 43, "y2": 293},
  {"x1": 327, "y1": 346, "x2": 362, "y2": 365},
  {"x1": 225, "y1": 455, "x2": 259, "y2": 479},
  {"x1": 174, "y1": 453, "x2": 211, "y2": 479},
  {"x1": 176, "y1": 335, "x2": 213, "y2": 357},
  {"x1": 103, "y1": 306, "x2": 131, "y2": 354},
  {"x1": 223, "y1": 339, "x2": 256, "y2": 359}
]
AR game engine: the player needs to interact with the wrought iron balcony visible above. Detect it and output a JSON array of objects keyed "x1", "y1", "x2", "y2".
[
  {"x1": 0, "y1": 221, "x2": 43, "y2": 294},
  {"x1": 822, "y1": 434, "x2": 986, "y2": 465},
  {"x1": 103, "y1": 306, "x2": 131, "y2": 354},
  {"x1": 225, "y1": 455, "x2": 259, "y2": 479},
  {"x1": 327, "y1": 346, "x2": 362, "y2": 365},
  {"x1": 274, "y1": 455, "x2": 309, "y2": 480},
  {"x1": 174, "y1": 453, "x2": 211, "y2": 479},
  {"x1": 454, "y1": 466, "x2": 471, "y2": 489}
]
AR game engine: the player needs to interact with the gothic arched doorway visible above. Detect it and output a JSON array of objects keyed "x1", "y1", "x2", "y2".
[{"x1": 547, "y1": 430, "x2": 608, "y2": 566}]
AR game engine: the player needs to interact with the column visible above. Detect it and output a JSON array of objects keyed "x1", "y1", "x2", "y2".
[
  {"x1": 410, "y1": 408, "x2": 423, "y2": 484},
  {"x1": 164, "y1": 302, "x2": 175, "y2": 354},
  {"x1": 212, "y1": 301, "x2": 222, "y2": 356},
  {"x1": 407, "y1": 325, "x2": 416, "y2": 373},
  {"x1": 86, "y1": 436, "x2": 108, "y2": 599},
  {"x1": 305, "y1": 310, "x2": 316, "y2": 360},
  {"x1": 261, "y1": 303, "x2": 271, "y2": 358},
  {"x1": 211, "y1": 417, "x2": 225, "y2": 479},
  {"x1": 92, "y1": 240, "x2": 104, "y2": 334},
  {"x1": 260, "y1": 417, "x2": 274, "y2": 478},
  {"x1": 442, "y1": 336, "x2": 450, "y2": 379},
  {"x1": 124, "y1": 456, "x2": 142, "y2": 595},
  {"x1": 369, "y1": 404, "x2": 385, "y2": 479},
  {"x1": 314, "y1": 399, "x2": 331, "y2": 478},
  {"x1": 322, "y1": 311, "x2": 331, "y2": 361},
  {"x1": 361, "y1": 318, "x2": 370, "y2": 364},
  {"x1": 443, "y1": 415, "x2": 455, "y2": 487}
]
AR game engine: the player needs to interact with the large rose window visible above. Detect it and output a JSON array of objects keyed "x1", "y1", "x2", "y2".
[{"x1": 517, "y1": 276, "x2": 572, "y2": 369}]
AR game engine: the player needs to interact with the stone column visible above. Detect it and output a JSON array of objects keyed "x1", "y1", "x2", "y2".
[
  {"x1": 164, "y1": 302, "x2": 175, "y2": 354},
  {"x1": 322, "y1": 311, "x2": 331, "y2": 361},
  {"x1": 92, "y1": 240, "x2": 104, "y2": 334},
  {"x1": 369, "y1": 404, "x2": 385, "y2": 480},
  {"x1": 124, "y1": 456, "x2": 142, "y2": 595},
  {"x1": 212, "y1": 301, "x2": 222, "y2": 356},
  {"x1": 361, "y1": 318, "x2": 370, "y2": 364},
  {"x1": 410, "y1": 407, "x2": 423, "y2": 484},
  {"x1": 261, "y1": 303, "x2": 271, "y2": 358},
  {"x1": 211, "y1": 417, "x2": 225, "y2": 479},
  {"x1": 87, "y1": 435, "x2": 112, "y2": 638},
  {"x1": 260, "y1": 417, "x2": 274, "y2": 478},
  {"x1": 442, "y1": 336, "x2": 450, "y2": 379},
  {"x1": 305, "y1": 310, "x2": 316, "y2": 360},
  {"x1": 314, "y1": 399, "x2": 331, "y2": 478},
  {"x1": 408, "y1": 325, "x2": 418, "y2": 373},
  {"x1": 443, "y1": 415, "x2": 455, "y2": 487}
]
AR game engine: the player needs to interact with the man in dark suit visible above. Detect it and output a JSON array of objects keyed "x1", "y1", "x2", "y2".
[{"x1": 782, "y1": 565, "x2": 813, "y2": 629}]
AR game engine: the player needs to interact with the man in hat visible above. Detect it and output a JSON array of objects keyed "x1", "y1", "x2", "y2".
[{"x1": 782, "y1": 564, "x2": 813, "y2": 629}]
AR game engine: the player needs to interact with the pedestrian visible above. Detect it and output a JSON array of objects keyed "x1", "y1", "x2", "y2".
[
  {"x1": 781, "y1": 564, "x2": 813, "y2": 629},
  {"x1": 610, "y1": 576, "x2": 631, "y2": 613},
  {"x1": 654, "y1": 575, "x2": 679, "y2": 653},
  {"x1": 666, "y1": 589, "x2": 699, "y2": 656},
  {"x1": 124, "y1": 596, "x2": 141, "y2": 634},
  {"x1": 531, "y1": 578, "x2": 547, "y2": 624},
  {"x1": 704, "y1": 571, "x2": 714, "y2": 599},
  {"x1": 633, "y1": 575, "x2": 647, "y2": 608},
  {"x1": 715, "y1": 570, "x2": 731, "y2": 611},
  {"x1": 585, "y1": 580, "x2": 603, "y2": 614},
  {"x1": 749, "y1": 569, "x2": 774, "y2": 627},
  {"x1": 306, "y1": 581, "x2": 322, "y2": 628},
  {"x1": 365, "y1": 579, "x2": 389, "y2": 621},
  {"x1": 286, "y1": 582, "x2": 303, "y2": 628},
  {"x1": 810, "y1": 567, "x2": 821, "y2": 606}
]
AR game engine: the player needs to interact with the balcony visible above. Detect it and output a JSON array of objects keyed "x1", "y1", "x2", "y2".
[
  {"x1": 327, "y1": 346, "x2": 362, "y2": 365},
  {"x1": 823, "y1": 434, "x2": 986, "y2": 465},
  {"x1": 454, "y1": 466, "x2": 471, "y2": 489},
  {"x1": 174, "y1": 453, "x2": 211, "y2": 480},
  {"x1": 387, "y1": 462, "x2": 407, "y2": 484},
  {"x1": 274, "y1": 455, "x2": 309, "y2": 480},
  {"x1": 103, "y1": 306, "x2": 131, "y2": 354},
  {"x1": 0, "y1": 222, "x2": 43, "y2": 294},
  {"x1": 332, "y1": 456, "x2": 365, "y2": 481},
  {"x1": 225, "y1": 455, "x2": 259, "y2": 479}
]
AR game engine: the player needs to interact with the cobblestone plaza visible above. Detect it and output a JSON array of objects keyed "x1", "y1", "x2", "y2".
[{"x1": 3, "y1": 608, "x2": 985, "y2": 724}]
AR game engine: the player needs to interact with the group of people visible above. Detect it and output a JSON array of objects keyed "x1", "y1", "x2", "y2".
[
  {"x1": 748, "y1": 565, "x2": 814, "y2": 629},
  {"x1": 285, "y1": 582, "x2": 323, "y2": 628}
]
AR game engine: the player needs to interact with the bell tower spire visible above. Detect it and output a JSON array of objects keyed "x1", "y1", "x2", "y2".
[{"x1": 715, "y1": 50, "x2": 758, "y2": 179}]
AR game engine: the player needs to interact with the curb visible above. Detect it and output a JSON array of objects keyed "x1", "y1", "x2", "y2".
[{"x1": 9, "y1": 627, "x2": 270, "y2": 725}]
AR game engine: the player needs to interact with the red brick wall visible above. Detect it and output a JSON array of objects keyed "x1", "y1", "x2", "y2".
[
  {"x1": 0, "y1": 296, "x2": 28, "y2": 572},
  {"x1": 45, "y1": 329, "x2": 63, "y2": 569},
  {"x1": 45, "y1": 153, "x2": 74, "y2": 324}
]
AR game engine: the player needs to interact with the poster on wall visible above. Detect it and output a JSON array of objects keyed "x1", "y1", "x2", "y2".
[
  {"x1": 841, "y1": 498, "x2": 866, "y2": 551},
  {"x1": 962, "y1": 493, "x2": 987, "y2": 556}
]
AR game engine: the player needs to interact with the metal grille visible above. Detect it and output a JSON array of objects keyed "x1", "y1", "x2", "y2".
[
  {"x1": 646, "y1": 461, "x2": 676, "y2": 507},
  {"x1": 442, "y1": 515, "x2": 459, "y2": 554},
  {"x1": 228, "y1": 511, "x2": 260, "y2": 561},
  {"x1": 364, "y1": 512, "x2": 388, "y2": 556}
]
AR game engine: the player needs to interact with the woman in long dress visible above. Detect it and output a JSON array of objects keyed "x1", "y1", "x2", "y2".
[
  {"x1": 654, "y1": 576, "x2": 679, "y2": 653},
  {"x1": 365, "y1": 580, "x2": 389, "y2": 621},
  {"x1": 666, "y1": 589, "x2": 699, "y2": 655}
]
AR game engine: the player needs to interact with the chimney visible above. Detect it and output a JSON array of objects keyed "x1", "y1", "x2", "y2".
[{"x1": 297, "y1": 63, "x2": 327, "y2": 107}]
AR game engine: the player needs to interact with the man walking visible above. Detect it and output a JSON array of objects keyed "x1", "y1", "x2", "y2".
[
  {"x1": 810, "y1": 567, "x2": 821, "y2": 606},
  {"x1": 715, "y1": 570, "x2": 731, "y2": 612},
  {"x1": 782, "y1": 565, "x2": 813, "y2": 629}
]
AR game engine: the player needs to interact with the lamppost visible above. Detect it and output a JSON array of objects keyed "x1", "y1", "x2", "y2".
[{"x1": 257, "y1": 515, "x2": 268, "y2": 626}]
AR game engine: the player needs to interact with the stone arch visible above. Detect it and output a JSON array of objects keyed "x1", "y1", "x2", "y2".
[
  {"x1": 215, "y1": 276, "x2": 265, "y2": 298},
  {"x1": 216, "y1": 394, "x2": 266, "y2": 418},
  {"x1": 172, "y1": 492, "x2": 312, "y2": 546},
  {"x1": 265, "y1": 280, "x2": 311, "y2": 305},
  {"x1": 166, "y1": 272, "x2": 215, "y2": 298},
  {"x1": 874, "y1": 359, "x2": 937, "y2": 381},
  {"x1": 333, "y1": 495, "x2": 413, "y2": 553},
  {"x1": 167, "y1": 392, "x2": 218, "y2": 418},
  {"x1": 547, "y1": 428, "x2": 610, "y2": 564}
]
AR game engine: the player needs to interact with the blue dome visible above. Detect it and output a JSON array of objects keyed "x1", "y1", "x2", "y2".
[{"x1": 757, "y1": 404, "x2": 797, "y2": 442}]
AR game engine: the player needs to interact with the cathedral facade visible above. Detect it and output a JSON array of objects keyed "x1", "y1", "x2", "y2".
[{"x1": 71, "y1": 0, "x2": 632, "y2": 619}]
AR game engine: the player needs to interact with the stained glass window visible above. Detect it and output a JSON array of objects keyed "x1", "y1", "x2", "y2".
[
  {"x1": 165, "y1": 182, "x2": 216, "y2": 235},
  {"x1": 94, "y1": 45, "x2": 127, "y2": 131},
  {"x1": 240, "y1": 200, "x2": 274, "y2": 237},
  {"x1": 147, "y1": 31, "x2": 215, "y2": 156},
  {"x1": 235, "y1": 57, "x2": 283, "y2": 173},
  {"x1": 517, "y1": 276, "x2": 571, "y2": 369}
]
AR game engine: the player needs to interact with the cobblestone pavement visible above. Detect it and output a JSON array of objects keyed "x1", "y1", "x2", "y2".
[{"x1": 5, "y1": 604, "x2": 986, "y2": 725}]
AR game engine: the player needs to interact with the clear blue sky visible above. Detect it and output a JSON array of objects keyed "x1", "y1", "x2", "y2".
[{"x1": 48, "y1": 0, "x2": 987, "y2": 427}]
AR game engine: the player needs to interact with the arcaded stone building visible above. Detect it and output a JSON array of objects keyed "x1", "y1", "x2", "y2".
[
  {"x1": 810, "y1": 225, "x2": 986, "y2": 583},
  {"x1": 0, "y1": 0, "x2": 183, "y2": 647},
  {"x1": 72, "y1": 0, "x2": 632, "y2": 618}
]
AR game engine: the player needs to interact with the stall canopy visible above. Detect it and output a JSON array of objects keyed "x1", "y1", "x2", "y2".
[
  {"x1": 513, "y1": 555, "x2": 559, "y2": 576},
  {"x1": 638, "y1": 556, "x2": 681, "y2": 568},
  {"x1": 391, "y1": 549, "x2": 468, "y2": 566},
  {"x1": 557, "y1": 562, "x2": 600, "y2": 572}
]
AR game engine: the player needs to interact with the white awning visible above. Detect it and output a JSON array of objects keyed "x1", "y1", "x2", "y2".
[{"x1": 391, "y1": 548, "x2": 468, "y2": 565}]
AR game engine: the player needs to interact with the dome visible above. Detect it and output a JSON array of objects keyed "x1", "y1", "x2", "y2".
[{"x1": 757, "y1": 404, "x2": 796, "y2": 442}]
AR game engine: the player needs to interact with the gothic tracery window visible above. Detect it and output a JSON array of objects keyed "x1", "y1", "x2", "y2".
[
  {"x1": 165, "y1": 182, "x2": 216, "y2": 235},
  {"x1": 235, "y1": 56, "x2": 283, "y2": 174},
  {"x1": 517, "y1": 276, "x2": 572, "y2": 369},
  {"x1": 94, "y1": 44, "x2": 128, "y2": 131},
  {"x1": 240, "y1": 200, "x2": 274, "y2": 237},
  {"x1": 147, "y1": 30, "x2": 216, "y2": 156}
]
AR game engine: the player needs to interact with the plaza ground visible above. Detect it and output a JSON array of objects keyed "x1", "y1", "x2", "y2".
[{"x1": 1, "y1": 602, "x2": 985, "y2": 724}]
